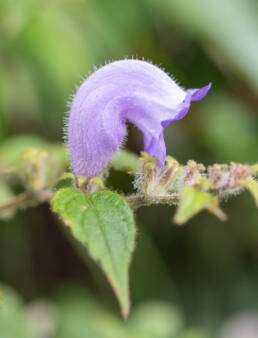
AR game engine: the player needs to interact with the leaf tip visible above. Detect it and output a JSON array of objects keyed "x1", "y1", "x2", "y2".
[{"x1": 121, "y1": 302, "x2": 130, "y2": 320}]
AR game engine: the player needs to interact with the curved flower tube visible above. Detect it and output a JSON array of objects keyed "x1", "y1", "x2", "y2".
[{"x1": 68, "y1": 59, "x2": 211, "y2": 179}]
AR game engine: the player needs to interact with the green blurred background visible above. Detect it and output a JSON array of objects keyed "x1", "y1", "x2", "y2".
[{"x1": 0, "y1": 0, "x2": 257, "y2": 337}]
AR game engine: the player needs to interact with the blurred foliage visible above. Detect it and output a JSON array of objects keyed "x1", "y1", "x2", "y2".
[
  {"x1": 0, "y1": 0, "x2": 257, "y2": 337},
  {"x1": 0, "y1": 281, "x2": 212, "y2": 338},
  {"x1": 0, "y1": 283, "x2": 32, "y2": 338}
]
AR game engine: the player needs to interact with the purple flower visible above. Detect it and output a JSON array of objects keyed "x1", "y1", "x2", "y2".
[{"x1": 68, "y1": 59, "x2": 211, "y2": 179}]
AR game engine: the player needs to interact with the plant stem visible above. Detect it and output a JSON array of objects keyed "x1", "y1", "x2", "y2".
[
  {"x1": 0, "y1": 192, "x2": 31, "y2": 212},
  {"x1": 125, "y1": 193, "x2": 179, "y2": 209}
]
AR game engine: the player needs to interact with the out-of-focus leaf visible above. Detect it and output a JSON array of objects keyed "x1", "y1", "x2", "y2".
[
  {"x1": 0, "y1": 0, "x2": 34, "y2": 40},
  {"x1": 180, "y1": 328, "x2": 211, "y2": 338},
  {"x1": 111, "y1": 150, "x2": 140, "y2": 174},
  {"x1": 55, "y1": 285, "x2": 125, "y2": 338},
  {"x1": 149, "y1": 0, "x2": 258, "y2": 90},
  {"x1": 2, "y1": 58, "x2": 41, "y2": 127},
  {"x1": 0, "y1": 134, "x2": 48, "y2": 167},
  {"x1": 0, "y1": 282, "x2": 32, "y2": 338},
  {"x1": 52, "y1": 188, "x2": 136, "y2": 318},
  {"x1": 55, "y1": 286, "x2": 183, "y2": 338},
  {"x1": 239, "y1": 178, "x2": 258, "y2": 208},
  {"x1": 131, "y1": 228, "x2": 176, "y2": 301},
  {"x1": 15, "y1": 4, "x2": 92, "y2": 123},
  {"x1": 198, "y1": 94, "x2": 258, "y2": 163},
  {"x1": 0, "y1": 135, "x2": 67, "y2": 188},
  {"x1": 129, "y1": 301, "x2": 183, "y2": 338},
  {"x1": 56, "y1": 298, "x2": 128, "y2": 338},
  {"x1": 21, "y1": 148, "x2": 48, "y2": 191},
  {"x1": 0, "y1": 74, "x2": 8, "y2": 141},
  {"x1": 174, "y1": 186, "x2": 211, "y2": 225},
  {"x1": 26, "y1": 300, "x2": 57, "y2": 338},
  {"x1": 55, "y1": 288, "x2": 157, "y2": 338},
  {"x1": 88, "y1": 0, "x2": 150, "y2": 55}
]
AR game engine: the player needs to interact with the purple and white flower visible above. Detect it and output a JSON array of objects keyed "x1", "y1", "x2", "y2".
[{"x1": 68, "y1": 59, "x2": 211, "y2": 179}]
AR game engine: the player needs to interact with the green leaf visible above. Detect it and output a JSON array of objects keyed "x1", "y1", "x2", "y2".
[
  {"x1": 174, "y1": 186, "x2": 211, "y2": 225},
  {"x1": 51, "y1": 188, "x2": 136, "y2": 318},
  {"x1": 239, "y1": 178, "x2": 258, "y2": 208},
  {"x1": 59, "y1": 172, "x2": 76, "y2": 183}
]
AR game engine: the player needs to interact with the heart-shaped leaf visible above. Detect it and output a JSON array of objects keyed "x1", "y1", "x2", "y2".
[{"x1": 51, "y1": 188, "x2": 136, "y2": 318}]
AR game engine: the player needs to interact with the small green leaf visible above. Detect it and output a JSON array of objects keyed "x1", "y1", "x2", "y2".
[
  {"x1": 89, "y1": 177, "x2": 105, "y2": 189},
  {"x1": 239, "y1": 178, "x2": 258, "y2": 207},
  {"x1": 208, "y1": 196, "x2": 227, "y2": 221},
  {"x1": 59, "y1": 172, "x2": 76, "y2": 182},
  {"x1": 51, "y1": 188, "x2": 136, "y2": 318},
  {"x1": 252, "y1": 164, "x2": 258, "y2": 173},
  {"x1": 174, "y1": 186, "x2": 211, "y2": 225}
]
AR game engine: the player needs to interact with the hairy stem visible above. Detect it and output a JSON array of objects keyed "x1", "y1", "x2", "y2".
[{"x1": 125, "y1": 193, "x2": 179, "y2": 209}]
